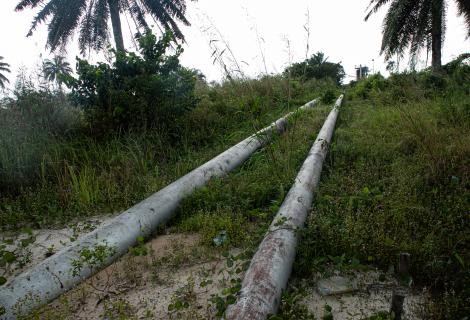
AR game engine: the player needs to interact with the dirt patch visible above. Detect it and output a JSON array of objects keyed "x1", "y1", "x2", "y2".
[
  {"x1": 5, "y1": 224, "x2": 428, "y2": 319},
  {"x1": 0, "y1": 217, "x2": 111, "y2": 281},
  {"x1": 300, "y1": 269, "x2": 427, "y2": 320},
  {"x1": 32, "y1": 233, "x2": 241, "y2": 320}
]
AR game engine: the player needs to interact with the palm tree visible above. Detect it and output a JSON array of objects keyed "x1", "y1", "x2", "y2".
[
  {"x1": 310, "y1": 52, "x2": 328, "y2": 66},
  {"x1": 365, "y1": 0, "x2": 470, "y2": 70},
  {"x1": 0, "y1": 56, "x2": 11, "y2": 89},
  {"x1": 15, "y1": 0, "x2": 191, "y2": 54},
  {"x1": 42, "y1": 55, "x2": 73, "y2": 89}
]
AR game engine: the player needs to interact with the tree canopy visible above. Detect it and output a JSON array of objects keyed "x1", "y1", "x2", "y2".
[
  {"x1": 285, "y1": 52, "x2": 345, "y2": 85},
  {"x1": 15, "y1": 0, "x2": 191, "y2": 53},
  {"x1": 365, "y1": 0, "x2": 470, "y2": 70},
  {"x1": 43, "y1": 56, "x2": 73, "y2": 88}
]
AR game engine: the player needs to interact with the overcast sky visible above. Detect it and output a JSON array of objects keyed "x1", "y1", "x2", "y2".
[{"x1": 1, "y1": 0, "x2": 469, "y2": 87}]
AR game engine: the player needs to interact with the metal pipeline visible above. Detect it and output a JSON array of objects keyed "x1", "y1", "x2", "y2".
[
  {"x1": 0, "y1": 99, "x2": 319, "y2": 319},
  {"x1": 225, "y1": 95, "x2": 344, "y2": 320}
]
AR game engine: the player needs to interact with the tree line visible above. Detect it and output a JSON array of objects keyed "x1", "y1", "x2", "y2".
[{"x1": 1, "y1": 0, "x2": 469, "y2": 90}]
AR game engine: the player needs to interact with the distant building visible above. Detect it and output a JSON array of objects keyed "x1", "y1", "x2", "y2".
[{"x1": 355, "y1": 65, "x2": 369, "y2": 81}]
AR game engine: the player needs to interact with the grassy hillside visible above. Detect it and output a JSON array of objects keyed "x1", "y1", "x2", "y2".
[
  {"x1": 294, "y1": 69, "x2": 470, "y2": 318},
  {"x1": 0, "y1": 76, "x2": 337, "y2": 229},
  {"x1": 1, "y1": 56, "x2": 468, "y2": 319}
]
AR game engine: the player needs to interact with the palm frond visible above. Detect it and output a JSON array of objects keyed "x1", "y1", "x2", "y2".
[
  {"x1": 365, "y1": 0, "x2": 393, "y2": 21},
  {"x1": 15, "y1": 0, "x2": 43, "y2": 11},
  {"x1": 141, "y1": 0, "x2": 189, "y2": 40},
  {"x1": 0, "y1": 57, "x2": 11, "y2": 74},
  {"x1": 17, "y1": 0, "x2": 191, "y2": 53},
  {"x1": 409, "y1": 0, "x2": 433, "y2": 67},
  {"x1": 47, "y1": 0, "x2": 88, "y2": 51},
  {"x1": 90, "y1": 0, "x2": 110, "y2": 51},
  {"x1": 127, "y1": 0, "x2": 149, "y2": 31},
  {"x1": 0, "y1": 73, "x2": 10, "y2": 89},
  {"x1": 455, "y1": 0, "x2": 470, "y2": 37},
  {"x1": 78, "y1": 0, "x2": 96, "y2": 53},
  {"x1": 78, "y1": 0, "x2": 109, "y2": 54},
  {"x1": 380, "y1": 0, "x2": 420, "y2": 59},
  {"x1": 26, "y1": 0, "x2": 60, "y2": 37}
]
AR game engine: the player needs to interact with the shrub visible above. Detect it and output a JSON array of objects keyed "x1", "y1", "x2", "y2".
[
  {"x1": 285, "y1": 52, "x2": 345, "y2": 85},
  {"x1": 71, "y1": 31, "x2": 199, "y2": 137},
  {"x1": 348, "y1": 73, "x2": 388, "y2": 100}
]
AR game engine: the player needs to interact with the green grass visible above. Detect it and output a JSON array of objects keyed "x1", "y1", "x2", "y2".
[
  {"x1": 0, "y1": 76, "x2": 337, "y2": 230},
  {"x1": 1, "y1": 63, "x2": 469, "y2": 319},
  {"x1": 294, "y1": 73, "x2": 470, "y2": 319},
  {"x1": 171, "y1": 104, "x2": 331, "y2": 248}
]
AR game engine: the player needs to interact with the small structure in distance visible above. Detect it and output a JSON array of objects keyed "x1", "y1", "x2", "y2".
[{"x1": 355, "y1": 65, "x2": 369, "y2": 81}]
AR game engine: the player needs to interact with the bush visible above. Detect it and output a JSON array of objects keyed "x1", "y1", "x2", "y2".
[
  {"x1": 285, "y1": 52, "x2": 345, "y2": 85},
  {"x1": 348, "y1": 73, "x2": 388, "y2": 100},
  {"x1": 0, "y1": 88, "x2": 80, "y2": 194},
  {"x1": 71, "y1": 31, "x2": 199, "y2": 137},
  {"x1": 321, "y1": 88, "x2": 337, "y2": 104}
]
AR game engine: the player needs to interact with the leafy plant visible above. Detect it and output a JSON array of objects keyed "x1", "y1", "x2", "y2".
[
  {"x1": 71, "y1": 31, "x2": 199, "y2": 136},
  {"x1": 322, "y1": 304, "x2": 333, "y2": 320},
  {"x1": 209, "y1": 251, "x2": 244, "y2": 317},
  {"x1": 0, "y1": 228, "x2": 36, "y2": 285},
  {"x1": 71, "y1": 242, "x2": 116, "y2": 277},
  {"x1": 285, "y1": 52, "x2": 345, "y2": 85},
  {"x1": 269, "y1": 289, "x2": 315, "y2": 320},
  {"x1": 167, "y1": 276, "x2": 197, "y2": 319},
  {"x1": 129, "y1": 236, "x2": 148, "y2": 256}
]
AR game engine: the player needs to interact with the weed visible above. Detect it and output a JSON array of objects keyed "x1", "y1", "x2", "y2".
[
  {"x1": 71, "y1": 242, "x2": 116, "y2": 277},
  {"x1": 167, "y1": 276, "x2": 197, "y2": 319},
  {"x1": 209, "y1": 251, "x2": 245, "y2": 317},
  {"x1": 269, "y1": 288, "x2": 315, "y2": 320},
  {"x1": 103, "y1": 298, "x2": 136, "y2": 320},
  {"x1": 129, "y1": 236, "x2": 148, "y2": 257},
  {"x1": 45, "y1": 245, "x2": 55, "y2": 258},
  {"x1": 0, "y1": 228, "x2": 35, "y2": 283}
]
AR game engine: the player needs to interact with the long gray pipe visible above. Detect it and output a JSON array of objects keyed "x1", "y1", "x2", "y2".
[
  {"x1": 0, "y1": 99, "x2": 319, "y2": 319},
  {"x1": 225, "y1": 95, "x2": 343, "y2": 320}
]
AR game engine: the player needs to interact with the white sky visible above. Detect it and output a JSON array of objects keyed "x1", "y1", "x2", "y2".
[{"x1": 1, "y1": 0, "x2": 469, "y2": 87}]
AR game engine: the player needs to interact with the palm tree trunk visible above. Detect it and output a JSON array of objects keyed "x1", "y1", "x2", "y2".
[
  {"x1": 431, "y1": 0, "x2": 443, "y2": 71},
  {"x1": 108, "y1": 0, "x2": 125, "y2": 51}
]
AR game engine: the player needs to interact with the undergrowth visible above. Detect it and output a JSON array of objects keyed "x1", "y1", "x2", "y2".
[
  {"x1": 0, "y1": 76, "x2": 336, "y2": 229},
  {"x1": 295, "y1": 67, "x2": 470, "y2": 319},
  {"x1": 171, "y1": 104, "x2": 331, "y2": 248},
  {"x1": 1, "y1": 52, "x2": 468, "y2": 319}
]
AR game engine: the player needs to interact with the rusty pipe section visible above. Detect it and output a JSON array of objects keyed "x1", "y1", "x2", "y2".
[
  {"x1": 225, "y1": 95, "x2": 344, "y2": 320},
  {"x1": 0, "y1": 99, "x2": 319, "y2": 319}
]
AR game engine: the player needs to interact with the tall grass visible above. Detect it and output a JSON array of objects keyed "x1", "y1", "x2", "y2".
[
  {"x1": 295, "y1": 67, "x2": 469, "y2": 319},
  {"x1": 0, "y1": 76, "x2": 338, "y2": 229},
  {"x1": 0, "y1": 90, "x2": 80, "y2": 194}
]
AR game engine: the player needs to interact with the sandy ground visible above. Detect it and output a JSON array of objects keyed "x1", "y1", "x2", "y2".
[
  {"x1": 33, "y1": 233, "x2": 240, "y2": 319},
  {"x1": 0, "y1": 217, "x2": 111, "y2": 280},
  {"x1": 3, "y1": 222, "x2": 427, "y2": 319},
  {"x1": 300, "y1": 269, "x2": 427, "y2": 320}
]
